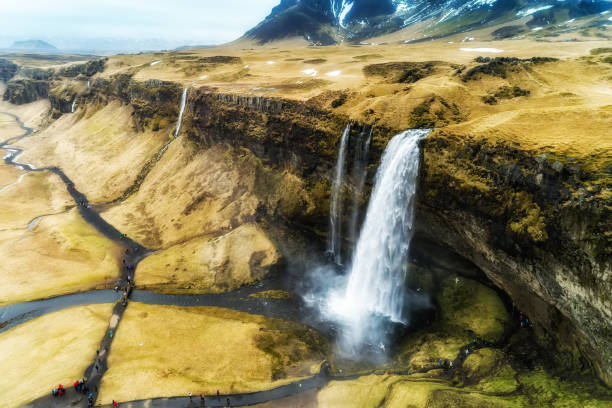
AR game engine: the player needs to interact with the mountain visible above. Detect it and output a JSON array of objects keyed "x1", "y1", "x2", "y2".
[
  {"x1": 245, "y1": 0, "x2": 612, "y2": 44},
  {"x1": 10, "y1": 40, "x2": 57, "y2": 51}
]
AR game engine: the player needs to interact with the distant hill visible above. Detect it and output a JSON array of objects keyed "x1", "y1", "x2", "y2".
[{"x1": 10, "y1": 40, "x2": 57, "y2": 51}]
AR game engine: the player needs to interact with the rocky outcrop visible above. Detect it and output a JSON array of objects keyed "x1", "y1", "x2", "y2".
[
  {"x1": 2, "y1": 79, "x2": 49, "y2": 104},
  {"x1": 417, "y1": 131, "x2": 611, "y2": 385},
  {"x1": 0, "y1": 59, "x2": 19, "y2": 82}
]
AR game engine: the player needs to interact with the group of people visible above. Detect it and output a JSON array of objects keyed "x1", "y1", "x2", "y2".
[{"x1": 51, "y1": 378, "x2": 91, "y2": 403}]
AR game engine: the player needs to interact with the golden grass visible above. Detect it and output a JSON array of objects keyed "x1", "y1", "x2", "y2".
[
  {"x1": 136, "y1": 224, "x2": 279, "y2": 294},
  {"x1": 0, "y1": 209, "x2": 121, "y2": 305},
  {"x1": 0, "y1": 162, "x2": 24, "y2": 188},
  {"x1": 98, "y1": 303, "x2": 325, "y2": 404},
  {"x1": 99, "y1": 40, "x2": 612, "y2": 174},
  {"x1": 0, "y1": 170, "x2": 73, "y2": 229},
  {"x1": 0, "y1": 304, "x2": 113, "y2": 408},
  {"x1": 18, "y1": 101, "x2": 170, "y2": 203},
  {"x1": 100, "y1": 140, "x2": 262, "y2": 248},
  {"x1": 0, "y1": 112, "x2": 23, "y2": 140}
]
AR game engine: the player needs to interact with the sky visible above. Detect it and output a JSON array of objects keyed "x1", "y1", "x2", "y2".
[{"x1": 0, "y1": 0, "x2": 280, "y2": 51}]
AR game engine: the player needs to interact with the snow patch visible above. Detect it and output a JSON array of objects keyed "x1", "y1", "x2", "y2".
[
  {"x1": 301, "y1": 69, "x2": 318, "y2": 77},
  {"x1": 199, "y1": 75, "x2": 208, "y2": 80},
  {"x1": 532, "y1": 26, "x2": 543, "y2": 31},
  {"x1": 326, "y1": 70, "x2": 342, "y2": 77},
  {"x1": 150, "y1": 60, "x2": 161, "y2": 66},
  {"x1": 517, "y1": 5, "x2": 553, "y2": 17},
  {"x1": 266, "y1": 61, "x2": 276, "y2": 65}
]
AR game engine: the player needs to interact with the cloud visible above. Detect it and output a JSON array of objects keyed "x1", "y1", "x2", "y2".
[{"x1": 0, "y1": 0, "x2": 279, "y2": 50}]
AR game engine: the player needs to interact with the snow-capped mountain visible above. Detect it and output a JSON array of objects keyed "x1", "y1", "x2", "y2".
[{"x1": 245, "y1": 0, "x2": 612, "y2": 43}]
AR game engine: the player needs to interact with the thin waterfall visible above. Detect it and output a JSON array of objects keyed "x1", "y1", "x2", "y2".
[
  {"x1": 348, "y1": 126, "x2": 372, "y2": 245},
  {"x1": 71, "y1": 99, "x2": 76, "y2": 113},
  {"x1": 328, "y1": 128, "x2": 431, "y2": 352},
  {"x1": 328, "y1": 124, "x2": 351, "y2": 265},
  {"x1": 174, "y1": 86, "x2": 188, "y2": 138}
]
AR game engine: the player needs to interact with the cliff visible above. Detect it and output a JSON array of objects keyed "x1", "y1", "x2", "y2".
[{"x1": 14, "y1": 47, "x2": 611, "y2": 386}]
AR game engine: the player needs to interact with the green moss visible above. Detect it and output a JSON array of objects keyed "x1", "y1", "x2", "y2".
[
  {"x1": 477, "y1": 364, "x2": 519, "y2": 394},
  {"x1": 437, "y1": 276, "x2": 509, "y2": 342},
  {"x1": 464, "y1": 348, "x2": 504, "y2": 380},
  {"x1": 518, "y1": 369, "x2": 612, "y2": 407}
]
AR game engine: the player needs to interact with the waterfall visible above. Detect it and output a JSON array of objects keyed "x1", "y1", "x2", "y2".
[
  {"x1": 328, "y1": 124, "x2": 351, "y2": 265},
  {"x1": 71, "y1": 99, "x2": 76, "y2": 113},
  {"x1": 174, "y1": 86, "x2": 188, "y2": 138},
  {"x1": 87, "y1": 80, "x2": 90, "y2": 89},
  {"x1": 348, "y1": 126, "x2": 372, "y2": 245},
  {"x1": 327, "y1": 128, "x2": 430, "y2": 352}
]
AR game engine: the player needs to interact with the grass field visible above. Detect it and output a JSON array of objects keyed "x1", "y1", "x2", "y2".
[{"x1": 0, "y1": 304, "x2": 113, "y2": 408}]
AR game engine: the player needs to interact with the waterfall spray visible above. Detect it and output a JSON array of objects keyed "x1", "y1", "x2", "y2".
[
  {"x1": 326, "y1": 128, "x2": 430, "y2": 353},
  {"x1": 348, "y1": 126, "x2": 372, "y2": 245},
  {"x1": 328, "y1": 124, "x2": 351, "y2": 265},
  {"x1": 174, "y1": 86, "x2": 189, "y2": 138}
]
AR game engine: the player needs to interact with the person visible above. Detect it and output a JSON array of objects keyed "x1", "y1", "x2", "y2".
[
  {"x1": 189, "y1": 392, "x2": 192, "y2": 401},
  {"x1": 58, "y1": 384, "x2": 64, "y2": 396},
  {"x1": 217, "y1": 390, "x2": 220, "y2": 399},
  {"x1": 113, "y1": 400, "x2": 118, "y2": 407},
  {"x1": 227, "y1": 397, "x2": 230, "y2": 407}
]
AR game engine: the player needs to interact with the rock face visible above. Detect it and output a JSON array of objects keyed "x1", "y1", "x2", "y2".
[
  {"x1": 246, "y1": 0, "x2": 612, "y2": 43},
  {"x1": 0, "y1": 59, "x2": 19, "y2": 82},
  {"x1": 3, "y1": 79, "x2": 49, "y2": 104},
  {"x1": 417, "y1": 131, "x2": 611, "y2": 385}
]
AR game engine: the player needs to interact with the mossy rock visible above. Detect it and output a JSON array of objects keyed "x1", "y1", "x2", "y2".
[
  {"x1": 437, "y1": 276, "x2": 509, "y2": 342},
  {"x1": 518, "y1": 369, "x2": 612, "y2": 407},
  {"x1": 396, "y1": 330, "x2": 471, "y2": 370},
  {"x1": 463, "y1": 348, "x2": 504, "y2": 380},
  {"x1": 477, "y1": 364, "x2": 519, "y2": 394}
]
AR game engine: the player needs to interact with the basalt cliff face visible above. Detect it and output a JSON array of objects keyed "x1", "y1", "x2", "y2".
[
  {"x1": 26, "y1": 67, "x2": 612, "y2": 386},
  {"x1": 418, "y1": 132, "x2": 611, "y2": 385}
]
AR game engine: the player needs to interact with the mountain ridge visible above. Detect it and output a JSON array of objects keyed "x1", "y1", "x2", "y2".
[{"x1": 245, "y1": 0, "x2": 612, "y2": 44}]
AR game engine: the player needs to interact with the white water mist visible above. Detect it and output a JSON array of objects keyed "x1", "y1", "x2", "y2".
[
  {"x1": 71, "y1": 99, "x2": 76, "y2": 113},
  {"x1": 174, "y1": 86, "x2": 189, "y2": 138},
  {"x1": 328, "y1": 124, "x2": 350, "y2": 265},
  {"x1": 324, "y1": 128, "x2": 430, "y2": 353}
]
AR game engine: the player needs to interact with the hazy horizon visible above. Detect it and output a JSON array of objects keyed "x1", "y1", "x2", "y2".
[{"x1": 0, "y1": 0, "x2": 280, "y2": 52}]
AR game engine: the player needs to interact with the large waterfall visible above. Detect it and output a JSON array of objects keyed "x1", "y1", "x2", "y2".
[
  {"x1": 174, "y1": 86, "x2": 188, "y2": 138},
  {"x1": 325, "y1": 128, "x2": 430, "y2": 353},
  {"x1": 327, "y1": 124, "x2": 351, "y2": 265},
  {"x1": 348, "y1": 126, "x2": 372, "y2": 245}
]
